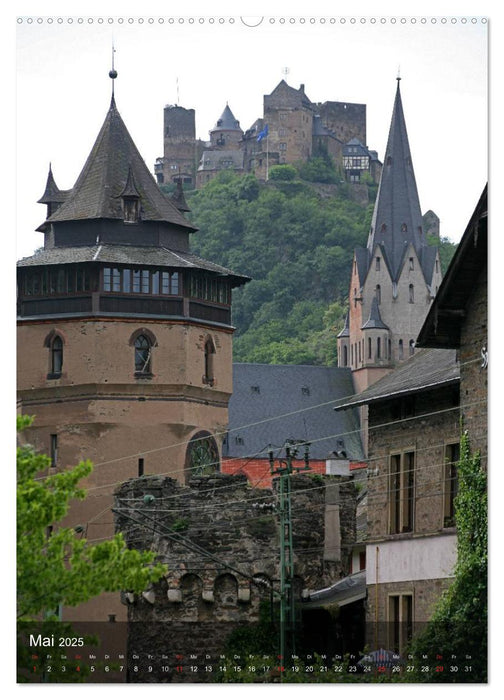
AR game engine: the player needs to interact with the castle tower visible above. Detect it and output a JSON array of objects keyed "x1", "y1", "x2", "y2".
[
  {"x1": 337, "y1": 79, "x2": 442, "y2": 395},
  {"x1": 17, "y1": 86, "x2": 249, "y2": 622},
  {"x1": 209, "y1": 103, "x2": 243, "y2": 149},
  {"x1": 156, "y1": 104, "x2": 198, "y2": 185}
]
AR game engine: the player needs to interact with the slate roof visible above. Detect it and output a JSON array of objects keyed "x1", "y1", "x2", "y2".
[
  {"x1": 37, "y1": 166, "x2": 70, "y2": 204},
  {"x1": 361, "y1": 296, "x2": 389, "y2": 330},
  {"x1": 224, "y1": 364, "x2": 365, "y2": 461},
  {"x1": 301, "y1": 570, "x2": 366, "y2": 608},
  {"x1": 43, "y1": 96, "x2": 195, "y2": 231},
  {"x1": 334, "y1": 347, "x2": 459, "y2": 410},
  {"x1": 16, "y1": 244, "x2": 250, "y2": 285},
  {"x1": 367, "y1": 80, "x2": 427, "y2": 283},
  {"x1": 198, "y1": 150, "x2": 244, "y2": 171},
  {"x1": 212, "y1": 104, "x2": 242, "y2": 132}
]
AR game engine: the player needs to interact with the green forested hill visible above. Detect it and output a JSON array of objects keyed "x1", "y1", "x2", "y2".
[{"x1": 177, "y1": 168, "x2": 454, "y2": 366}]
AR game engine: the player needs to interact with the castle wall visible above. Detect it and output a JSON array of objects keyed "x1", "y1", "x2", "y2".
[
  {"x1": 114, "y1": 472, "x2": 357, "y2": 679},
  {"x1": 316, "y1": 102, "x2": 366, "y2": 146}
]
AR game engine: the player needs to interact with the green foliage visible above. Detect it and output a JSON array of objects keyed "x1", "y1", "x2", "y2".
[
  {"x1": 296, "y1": 156, "x2": 339, "y2": 184},
  {"x1": 188, "y1": 172, "x2": 372, "y2": 365},
  {"x1": 428, "y1": 234, "x2": 457, "y2": 275},
  {"x1": 269, "y1": 164, "x2": 298, "y2": 181},
  {"x1": 17, "y1": 416, "x2": 167, "y2": 621},
  {"x1": 404, "y1": 431, "x2": 487, "y2": 682}
]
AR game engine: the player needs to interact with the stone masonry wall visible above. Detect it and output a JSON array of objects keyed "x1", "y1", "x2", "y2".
[
  {"x1": 459, "y1": 264, "x2": 487, "y2": 469},
  {"x1": 114, "y1": 472, "x2": 356, "y2": 678}
]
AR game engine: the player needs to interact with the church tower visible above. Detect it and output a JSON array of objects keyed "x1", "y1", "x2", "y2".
[
  {"x1": 338, "y1": 79, "x2": 442, "y2": 395},
  {"x1": 17, "y1": 77, "x2": 248, "y2": 621}
]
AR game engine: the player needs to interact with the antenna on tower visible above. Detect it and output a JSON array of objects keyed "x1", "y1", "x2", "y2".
[
  {"x1": 282, "y1": 67, "x2": 290, "y2": 82},
  {"x1": 397, "y1": 65, "x2": 401, "y2": 82},
  {"x1": 109, "y1": 41, "x2": 118, "y2": 98},
  {"x1": 176, "y1": 77, "x2": 180, "y2": 105}
]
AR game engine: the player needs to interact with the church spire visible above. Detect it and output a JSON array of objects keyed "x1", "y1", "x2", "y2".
[{"x1": 367, "y1": 79, "x2": 425, "y2": 282}]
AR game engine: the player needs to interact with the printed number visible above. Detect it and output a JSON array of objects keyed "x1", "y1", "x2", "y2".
[
  {"x1": 205, "y1": 666, "x2": 213, "y2": 672},
  {"x1": 248, "y1": 666, "x2": 256, "y2": 672},
  {"x1": 333, "y1": 665, "x2": 343, "y2": 672},
  {"x1": 450, "y1": 666, "x2": 458, "y2": 672},
  {"x1": 305, "y1": 665, "x2": 313, "y2": 672},
  {"x1": 46, "y1": 666, "x2": 52, "y2": 673},
  {"x1": 421, "y1": 666, "x2": 430, "y2": 672},
  {"x1": 392, "y1": 665, "x2": 401, "y2": 673}
]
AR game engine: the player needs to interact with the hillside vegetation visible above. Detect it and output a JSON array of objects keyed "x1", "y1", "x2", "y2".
[{"x1": 181, "y1": 164, "x2": 454, "y2": 366}]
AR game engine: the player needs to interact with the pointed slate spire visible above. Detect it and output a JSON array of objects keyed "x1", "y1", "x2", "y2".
[
  {"x1": 361, "y1": 296, "x2": 389, "y2": 330},
  {"x1": 37, "y1": 164, "x2": 67, "y2": 204},
  {"x1": 170, "y1": 178, "x2": 190, "y2": 213},
  {"x1": 44, "y1": 98, "x2": 196, "y2": 231},
  {"x1": 367, "y1": 79, "x2": 425, "y2": 282},
  {"x1": 213, "y1": 104, "x2": 241, "y2": 131},
  {"x1": 337, "y1": 311, "x2": 350, "y2": 338}
]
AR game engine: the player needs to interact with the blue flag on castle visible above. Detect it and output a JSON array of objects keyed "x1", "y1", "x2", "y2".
[{"x1": 257, "y1": 124, "x2": 269, "y2": 142}]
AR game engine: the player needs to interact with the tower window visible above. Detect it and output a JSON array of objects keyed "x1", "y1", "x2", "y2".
[
  {"x1": 50, "y1": 434, "x2": 58, "y2": 468},
  {"x1": 203, "y1": 337, "x2": 216, "y2": 385},
  {"x1": 409, "y1": 257, "x2": 414, "y2": 271},
  {"x1": 50, "y1": 336, "x2": 63, "y2": 377},
  {"x1": 343, "y1": 345, "x2": 348, "y2": 367},
  {"x1": 376, "y1": 284, "x2": 381, "y2": 304},
  {"x1": 134, "y1": 335, "x2": 153, "y2": 376},
  {"x1": 377, "y1": 337, "x2": 381, "y2": 359},
  {"x1": 368, "y1": 337, "x2": 372, "y2": 360},
  {"x1": 401, "y1": 223, "x2": 408, "y2": 233},
  {"x1": 376, "y1": 257, "x2": 381, "y2": 271},
  {"x1": 409, "y1": 339, "x2": 415, "y2": 356},
  {"x1": 409, "y1": 284, "x2": 414, "y2": 303}
]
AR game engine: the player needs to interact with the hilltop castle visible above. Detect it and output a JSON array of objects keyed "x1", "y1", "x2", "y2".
[{"x1": 154, "y1": 79, "x2": 382, "y2": 188}]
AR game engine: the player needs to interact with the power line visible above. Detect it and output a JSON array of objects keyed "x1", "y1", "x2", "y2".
[{"x1": 28, "y1": 353, "x2": 483, "y2": 486}]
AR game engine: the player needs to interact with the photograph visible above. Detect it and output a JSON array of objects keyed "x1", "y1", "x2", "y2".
[{"x1": 15, "y1": 9, "x2": 488, "y2": 686}]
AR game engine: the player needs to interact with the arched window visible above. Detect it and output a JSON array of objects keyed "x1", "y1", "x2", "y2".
[
  {"x1": 409, "y1": 284, "x2": 414, "y2": 303},
  {"x1": 377, "y1": 337, "x2": 381, "y2": 359},
  {"x1": 134, "y1": 335, "x2": 152, "y2": 375},
  {"x1": 398, "y1": 339, "x2": 404, "y2": 360},
  {"x1": 203, "y1": 337, "x2": 216, "y2": 385},
  {"x1": 185, "y1": 431, "x2": 220, "y2": 481},
  {"x1": 368, "y1": 337, "x2": 372, "y2": 360},
  {"x1": 376, "y1": 284, "x2": 381, "y2": 304},
  {"x1": 44, "y1": 331, "x2": 65, "y2": 379},
  {"x1": 409, "y1": 339, "x2": 415, "y2": 356},
  {"x1": 51, "y1": 336, "x2": 63, "y2": 376},
  {"x1": 343, "y1": 345, "x2": 348, "y2": 367}
]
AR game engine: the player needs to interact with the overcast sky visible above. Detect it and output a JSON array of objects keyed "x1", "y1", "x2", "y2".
[{"x1": 15, "y1": 11, "x2": 488, "y2": 260}]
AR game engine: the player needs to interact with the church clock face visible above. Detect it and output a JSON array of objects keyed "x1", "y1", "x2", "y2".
[{"x1": 187, "y1": 432, "x2": 220, "y2": 477}]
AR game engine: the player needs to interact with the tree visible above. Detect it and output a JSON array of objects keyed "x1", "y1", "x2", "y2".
[
  {"x1": 17, "y1": 415, "x2": 166, "y2": 621},
  {"x1": 404, "y1": 430, "x2": 487, "y2": 682}
]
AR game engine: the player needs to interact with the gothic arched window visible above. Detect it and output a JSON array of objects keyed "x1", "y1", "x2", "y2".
[
  {"x1": 134, "y1": 335, "x2": 152, "y2": 375},
  {"x1": 51, "y1": 336, "x2": 63, "y2": 376},
  {"x1": 409, "y1": 339, "x2": 415, "y2": 356},
  {"x1": 203, "y1": 337, "x2": 216, "y2": 385},
  {"x1": 44, "y1": 330, "x2": 65, "y2": 379},
  {"x1": 376, "y1": 284, "x2": 381, "y2": 304},
  {"x1": 398, "y1": 339, "x2": 404, "y2": 360},
  {"x1": 409, "y1": 284, "x2": 414, "y2": 303},
  {"x1": 185, "y1": 431, "x2": 220, "y2": 481}
]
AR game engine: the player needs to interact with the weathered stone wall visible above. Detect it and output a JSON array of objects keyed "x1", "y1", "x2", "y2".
[
  {"x1": 114, "y1": 472, "x2": 356, "y2": 675},
  {"x1": 366, "y1": 385, "x2": 460, "y2": 541},
  {"x1": 366, "y1": 578, "x2": 453, "y2": 650},
  {"x1": 316, "y1": 101, "x2": 367, "y2": 146},
  {"x1": 459, "y1": 264, "x2": 487, "y2": 469}
]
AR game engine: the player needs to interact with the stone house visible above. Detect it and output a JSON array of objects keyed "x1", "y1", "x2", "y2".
[{"x1": 334, "y1": 184, "x2": 487, "y2": 654}]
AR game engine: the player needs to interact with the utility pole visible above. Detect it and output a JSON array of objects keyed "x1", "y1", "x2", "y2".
[{"x1": 268, "y1": 440, "x2": 310, "y2": 666}]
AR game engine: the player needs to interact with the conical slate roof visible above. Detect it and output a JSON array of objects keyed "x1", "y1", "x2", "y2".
[
  {"x1": 170, "y1": 179, "x2": 191, "y2": 213},
  {"x1": 45, "y1": 96, "x2": 195, "y2": 231},
  {"x1": 367, "y1": 80, "x2": 425, "y2": 282},
  {"x1": 37, "y1": 165, "x2": 69, "y2": 204},
  {"x1": 212, "y1": 104, "x2": 241, "y2": 132},
  {"x1": 361, "y1": 296, "x2": 389, "y2": 330}
]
